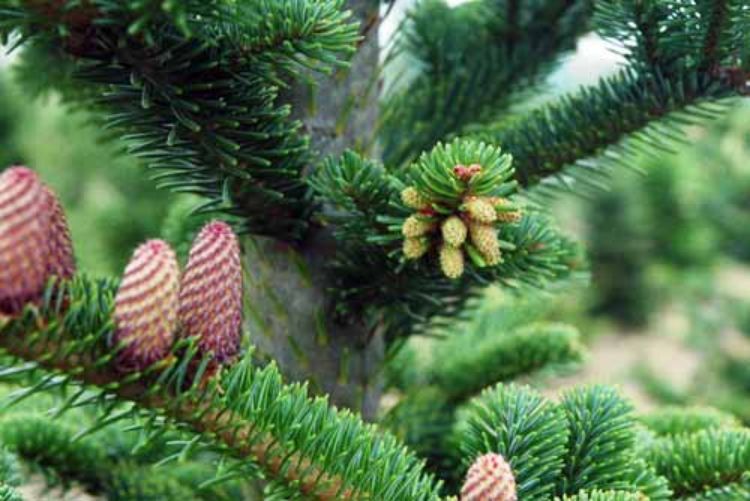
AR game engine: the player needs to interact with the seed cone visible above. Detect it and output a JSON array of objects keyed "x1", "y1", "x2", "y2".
[
  {"x1": 440, "y1": 244, "x2": 464, "y2": 279},
  {"x1": 442, "y1": 216, "x2": 468, "y2": 247},
  {"x1": 470, "y1": 223, "x2": 501, "y2": 265},
  {"x1": 402, "y1": 214, "x2": 435, "y2": 238},
  {"x1": 114, "y1": 240, "x2": 180, "y2": 372},
  {"x1": 461, "y1": 453, "x2": 517, "y2": 501},
  {"x1": 464, "y1": 197, "x2": 497, "y2": 223},
  {"x1": 42, "y1": 186, "x2": 76, "y2": 280},
  {"x1": 179, "y1": 221, "x2": 242, "y2": 363},
  {"x1": 0, "y1": 167, "x2": 50, "y2": 314},
  {"x1": 401, "y1": 187, "x2": 430, "y2": 210},
  {"x1": 403, "y1": 237, "x2": 429, "y2": 260}
]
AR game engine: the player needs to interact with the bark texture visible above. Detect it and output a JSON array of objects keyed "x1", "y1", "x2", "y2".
[{"x1": 243, "y1": 0, "x2": 383, "y2": 419}]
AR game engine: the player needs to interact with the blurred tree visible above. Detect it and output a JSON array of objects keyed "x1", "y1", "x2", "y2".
[{"x1": 586, "y1": 173, "x2": 653, "y2": 327}]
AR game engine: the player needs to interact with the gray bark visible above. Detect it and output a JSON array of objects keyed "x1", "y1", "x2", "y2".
[{"x1": 243, "y1": 0, "x2": 383, "y2": 419}]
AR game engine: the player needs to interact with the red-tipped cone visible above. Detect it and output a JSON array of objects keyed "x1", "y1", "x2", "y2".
[
  {"x1": 42, "y1": 186, "x2": 75, "y2": 280},
  {"x1": 114, "y1": 240, "x2": 180, "y2": 371},
  {"x1": 0, "y1": 167, "x2": 50, "y2": 314},
  {"x1": 461, "y1": 453, "x2": 517, "y2": 501},
  {"x1": 179, "y1": 221, "x2": 242, "y2": 363}
]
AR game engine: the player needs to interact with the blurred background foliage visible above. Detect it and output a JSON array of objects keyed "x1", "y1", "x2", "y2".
[{"x1": 0, "y1": 72, "x2": 177, "y2": 277}]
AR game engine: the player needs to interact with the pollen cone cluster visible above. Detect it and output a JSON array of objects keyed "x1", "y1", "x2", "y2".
[
  {"x1": 114, "y1": 221, "x2": 243, "y2": 372},
  {"x1": 0, "y1": 167, "x2": 76, "y2": 315},
  {"x1": 400, "y1": 164, "x2": 521, "y2": 279},
  {"x1": 178, "y1": 221, "x2": 242, "y2": 363},
  {"x1": 460, "y1": 453, "x2": 517, "y2": 501}
]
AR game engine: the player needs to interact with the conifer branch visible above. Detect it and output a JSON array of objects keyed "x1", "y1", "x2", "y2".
[
  {"x1": 474, "y1": 67, "x2": 735, "y2": 188},
  {"x1": 0, "y1": 279, "x2": 442, "y2": 501},
  {"x1": 3, "y1": 0, "x2": 359, "y2": 242},
  {"x1": 379, "y1": 0, "x2": 593, "y2": 167}
]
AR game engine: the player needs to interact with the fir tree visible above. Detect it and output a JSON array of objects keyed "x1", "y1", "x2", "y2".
[{"x1": 0, "y1": 1, "x2": 749, "y2": 499}]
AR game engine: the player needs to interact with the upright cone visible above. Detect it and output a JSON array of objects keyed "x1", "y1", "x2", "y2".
[
  {"x1": 0, "y1": 167, "x2": 50, "y2": 314},
  {"x1": 179, "y1": 221, "x2": 242, "y2": 363},
  {"x1": 460, "y1": 453, "x2": 517, "y2": 501},
  {"x1": 114, "y1": 240, "x2": 180, "y2": 371}
]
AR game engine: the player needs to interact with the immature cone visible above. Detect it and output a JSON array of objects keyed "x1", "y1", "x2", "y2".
[
  {"x1": 114, "y1": 240, "x2": 180, "y2": 372},
  {"x1": 0, "y1": 167, "x2": 50, "y2": 314},
  {"x1": 440, "y1": 244, "x2": 464, "y2": 279},
  {"x1": 179, "y1": 221, "x2": 242, "y2": 363},
  {"x1": 401, "y1": 187, "x2": 430, "y2": 210},
  {"x1": 442, "y1": 216, "x2": 468, "y2": 247},
  {"x1": 470, "y1": 223, "x2": 502, "y2": 265},
  {"x1": 42, "y1": 186, "x2": 76, "y2": 280},
  {"x1": 464, "y1": 197, "x2": 497, "y2": 223},
  {"x1": 460, "y1": 453, "x2": 517, "y2": 501},
  {"x1": 403, "y1": 237, "x2": 429, "y2": 260},
  {"x1": 402, "y1": 214, "x2": 435, "y2": 238}
]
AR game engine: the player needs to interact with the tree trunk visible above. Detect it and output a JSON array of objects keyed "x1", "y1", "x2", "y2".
[{"x1": 243, "y1": 0, "x2": 383, "y2": 420}]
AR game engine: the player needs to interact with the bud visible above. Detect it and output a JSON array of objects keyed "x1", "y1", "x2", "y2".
[
  {"x1": 470, "y1": 223, "x2": 501, "y2": 265},
  {"x1": 114, "y1": 240, "x2": 180, "y2": 372},
  {"x1": 403, "y1": 237, "x2": 429, "y2": 260},
  {"x1": 453, "y1": 163, "x2": 482, "y2": 182},
  {"x1": 0, "y1": 167, "x2": 50, "y2": 314},
  {"x1": 440, "y1": 244, "x2": 464, "y2": 279},
  {"x1": 460, "y1": 453, "x2": 517, "y2": 501},
  {"x1": 442, "y1": 216, "x2": 468, "y2": 247},
  {"x1": 466, "y1": 163, "x2": 483, "y2": 177},
  {"x1": 402, "y1": 214, "x2": 435, "y2": 238},
  {"x1": 42, "y1": 186, "x2": 75, "y2": 280},
  {"x1": 401, "y1": 187, "x2": 430, "y2": 210},
  {"x1": 464, "y1": 197, "x2": 497, "y2": 223},
  {"x1": 179, "y1": 221, "x2": 242, "y2": 363}
]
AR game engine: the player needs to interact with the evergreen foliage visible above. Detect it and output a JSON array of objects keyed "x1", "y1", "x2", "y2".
[
  {"x1": 431, "y1": 322, "x2": 584, "y2": 401},
  {"x1": 0, "y1": 0, "x2": 749, "y2": 499},
  {"x1": 647, "y1": 428, "x2": 750, "y2": 498},
  {"x1": 460, "y1": 384, "x2": 569, "y2": 500},
  {"x1": 0, "y1": 484, "x2": 21, "y2": 501},
  {"x1": 640, "y1": 406, "x2": 741, "y2": 437},
  {"x1": 557, "y1": 386, "x2": 636, "y2": 495}
]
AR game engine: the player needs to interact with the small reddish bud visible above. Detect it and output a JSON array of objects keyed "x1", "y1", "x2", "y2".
[
  {"x1": 179, "y1": 221, "x2": 242, "y2": 363},
  {"x1": 461, "y1": 453, "x2": 517, "y2": 501},
  {"x1": 453, "y1": 163, "x2": 482, "y2": 181},
  {"x1": 114, "y1": 240, "x2": 180, "y2": 371},
  {"x1": 0, "y1": 167, "x2": 50, "y2": 314}
]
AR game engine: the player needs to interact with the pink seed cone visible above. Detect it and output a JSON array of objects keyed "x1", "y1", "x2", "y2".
[
  {"x1": 0, "y1": 167, "x2": 50, "y2": 314},
  {"x1": 461, "y1": 453, "x2": 517, "y2": 501},
  {"x1": 42, "y1": 186, "x2": 75, "y2": 280},
  {"x1": 179, "y1": 221, "x2": 242, "y2": 363},
  {"x1": 114, "y1": 240, "x2": 180, "y2": 372}
]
